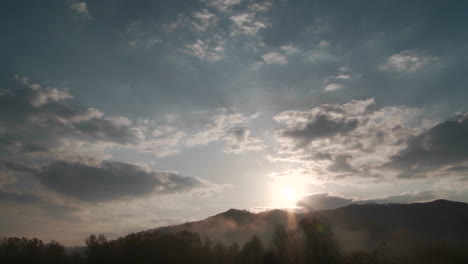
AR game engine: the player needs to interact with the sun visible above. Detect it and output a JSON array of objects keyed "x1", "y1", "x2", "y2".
[{"x1": 281, "y1": 187, "x2": 298, "y2": 202}]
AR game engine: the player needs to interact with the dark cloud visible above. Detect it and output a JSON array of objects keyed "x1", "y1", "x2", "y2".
[
  {"x1": 280, "y1": 114, "x2": 359, "y2": 147},
  {"x1": 386, "y1": 114, "x2": 468, "y2": 178},
  {"x1": 223, "y1": 126, "x2": 265, "y2": 153},
  {"x1": 272, "y1": 99, "x2": 468, "y2": 181},
  {"x1": 36, "y1": 160, "x2": 209, "y2": 202},
  {"x1": 0, "y1": 190, "x2": 42, "y2": 204},
  {"x1": 0, "y1": 159, "x2": 38, "y2": 174},
  {"x1": 274, "y1": 100, "x2": 373, "y2": 152},
  {"x1": 327, "y1": 154, "x2": 356, "y2": 173},
  {"x1": 0, "y1": 77, "x2": 143, "y2": 158},
  {"x1": 74, "y1": 117, "x2": 142, "y2": 144},
  {"x1": 273, "y1": 99, "x2": 408, "y2": 179},
  {"x1": 297, "y1": 191, "x2": 439, "y2": 211}
]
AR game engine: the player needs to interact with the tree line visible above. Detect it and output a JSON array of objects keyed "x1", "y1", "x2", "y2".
[{"x1": 1, "y1": 217, "x2": 467, "y2": 264}]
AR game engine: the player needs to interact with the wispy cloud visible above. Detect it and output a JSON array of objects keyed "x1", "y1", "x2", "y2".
[
  {"x1": 262, "y1": 52, "x2": 287, "y2": 64},
  {"x1": 380, "y1": 50, "x2": 437, "y2": 73},
  {"x1": 324, "y1": 83, "x2": 344, "y2": 91},
  {"x1": 69, "y1": 1, "x2": 92, "y2": 20}
]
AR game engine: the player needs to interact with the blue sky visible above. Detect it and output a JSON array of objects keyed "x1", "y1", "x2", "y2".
[{"x1": 1, "y1": 0, "x2": 468, "y2": 245}]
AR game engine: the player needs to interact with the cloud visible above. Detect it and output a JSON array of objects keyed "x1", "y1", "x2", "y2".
[
  {"x1": 385, "y1": 114, "x2": 468, "y2": 178},
  {"x1": 0, "y1": 76, "x2": 147, "y2": 161},
  {"x1": 183, "y1": 108, "x2": 265, "y2": 153},
  {"x1": 327, "y1": 154, "x2": 356, "y2": 173},
  {"x1": 0, "y1": 190, "x2": 43, "y2": 204},
  {"x1": 272, "y1": 98, "x2": 426, "y2": 180},
  {"x1": 324, "y1": 83, "x2": 344, "y2": 91},
  {"x1": 319, "y1": 40, "x2": 330, "y2": 48},
  {"x1": 224, "y1": 127, "x2": 266, "y2": 153},
  {"x1": 280, "y1": 44, "x2": 299, "y2": 54},
  {"x1": 69, "y1": 1, "x2": 92, "y2": 20},
  {"x1": 230, "y1": 12, "x2": 269, "y2": 35},
  {"x1": 304, "y1": 49, "x2": 336, "y2": 63},
  {"x1": 36, "y1": 160, "x2": 218, "y2": 202},
  {"x1": 1, "y1": 76, "x2": 266, "y2": 161},
  {"x1": 335, "y1": 74, "x2": 351, "y2": 80},
  {"x1": 275, "y1": 101, "x2": 366, "y2": 147},
  {"x1": 193, "y1": 9, "x2": 217, "y2": 30},
  {"x1": 204, "y1": 0, "x2": 241, "y2": 11},
  {"x1": 185, "y1": 38, "x2": 224, "y2": 61},
  {"x1": 0, "y1": 159, "x2": 38, "y2": 175},
  {"x1": 380, "y1": 50, "x2": 436, "y2": 73},
  {"x1": 262, "y1": 52, "x2": 287, "y2": 64}
]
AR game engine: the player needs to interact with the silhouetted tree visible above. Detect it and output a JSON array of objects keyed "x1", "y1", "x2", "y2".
[
  {"x1": 2, "y1": 215, "x2": 468, "y2": 264},
  {"x1": 299, "y1": 218, "x2": 340, "y2": 264},
  {"x1": 242, "y1": 235, "x2": 264, "y2": 264}
]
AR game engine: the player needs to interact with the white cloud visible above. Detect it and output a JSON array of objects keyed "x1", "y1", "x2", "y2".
[
  {"x1": 230, "y1": 13, "x2": 269, "y2": 35},
  {"x1": 183, "y1": 108, "x2": 265, "y2": 153},
  {"x1": 380, "y1": 50, "x2": 436, "y2": 72},
  {"x1": 262, "y1": 52, "x2": 287, "y2": 64},
  {"x1": 335, "y1": 74, "x2": 351, "y2": 79},
  {"x1": 185, "y1": 38, "x2": 224, "y2": 61},
  {"x1": 1, "y1": 76, "x2": 267, "y2": 163},
  {"x1": 69, "y1": 1, "x2": 92, "y2": 20},
  {"x1": 272, "y1": 99, "x2": 428, "y2": 181},
  {"x1": 204, "y1": 0, "x2": 241, "y2": 11},
  {"x1": 192, "y1": 9, "x2": 217, "y2": 31},
  {"x1": 250, "y1": 1, "x2": 272, "y2": 12},
  {"x1": 280, "y1": 44, "x2": 299, "y2": 54},
  {"x1": 304, "y1": 49, "x2": 336, "y2": 63},
  {"x1": 14, "y1": 75, "x2": 73, "y2": 107},
  {"x1": 319, "y1": 40, "x2": 330, "y2": 48},
  {"x1": 324, "y1": 83, "x2": 344, "y2": 91}
]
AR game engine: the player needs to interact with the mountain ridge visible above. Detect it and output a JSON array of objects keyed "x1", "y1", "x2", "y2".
[{"x1": 150, "y1": 199, "x2": 468, "y2": 252}]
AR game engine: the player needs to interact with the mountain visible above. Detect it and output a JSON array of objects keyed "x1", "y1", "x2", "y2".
[
  {"x1": 4, "y1": 200, "x2": 468, "y2": 263},
  {"x1": 309, "y1": 199, "x2": 468, "y2": 252},
  {"x1": 152, "y1": 200, "x2": 468, "y2": 252}
]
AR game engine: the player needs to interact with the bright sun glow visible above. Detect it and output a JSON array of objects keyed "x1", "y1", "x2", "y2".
[{"x1": 281, "y1": 187, "x2": 298, "y2": 201}]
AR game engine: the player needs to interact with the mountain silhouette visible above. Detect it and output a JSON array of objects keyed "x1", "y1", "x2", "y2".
[
  {"x1": 152, "y1": 200, "x2": 468, "y2": 252},
  {"x1": 2, "y1": 200, "x2": 468, "y2": 263}
]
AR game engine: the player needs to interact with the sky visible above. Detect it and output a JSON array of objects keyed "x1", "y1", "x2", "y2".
[{"x1": 1, "y1": 0, "x2": 468, "y2": 245}]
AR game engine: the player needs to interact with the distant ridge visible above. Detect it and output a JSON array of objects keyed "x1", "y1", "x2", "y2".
[{"x1": 150, "y1": 200, "x2": 468, "y2": 251}]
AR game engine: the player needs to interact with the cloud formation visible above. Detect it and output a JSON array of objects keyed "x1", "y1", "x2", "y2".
[
  {"x1": 262, "y1": 52, "x2": 287, "y2": 64},
  {"x1": 182, "y1": 108, "x2": 265, "y2": 153},
  {"x1": 274, "y1": 99, "x2": 372, "y2": 151},
  {"x1": 69, "y1": 1, "x2": 92, "y2": 20},
  {"x1": 0, "y1": 190, "x2": 42, "y2": 204},
  {"x1": 0, "y1": 76, "x2": 144, "y2": 160},
  {"x1": 0, "y1": 76, "x2": 264, "y2": 160},
  {"x1": 380, "y1": 50, "x2": 436, "y2": 73},
  {"x1": 272, "y1": 98, "x2": 427, "y2": 180},
  {"x1": 324, "y1": 83, "x2": 344, "y2": 91},
  {"x1": 36, "y1": 160, "x2": 214, "y2": 202},
  {"x1": 386, "y1": 114, "x2": 468, "y2": 178}
]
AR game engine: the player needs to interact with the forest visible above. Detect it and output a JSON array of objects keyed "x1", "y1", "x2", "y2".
[{"x1": 1, "y1": 217, "x2": 467, "y2": 264}]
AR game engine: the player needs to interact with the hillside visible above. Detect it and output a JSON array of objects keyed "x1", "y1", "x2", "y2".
[
  {"x1": 2, "y1": 200, "x2": 468, "y2": 263},
  {"x1": 153, "y1": 200, "x2": 468, "y2": 251}
]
